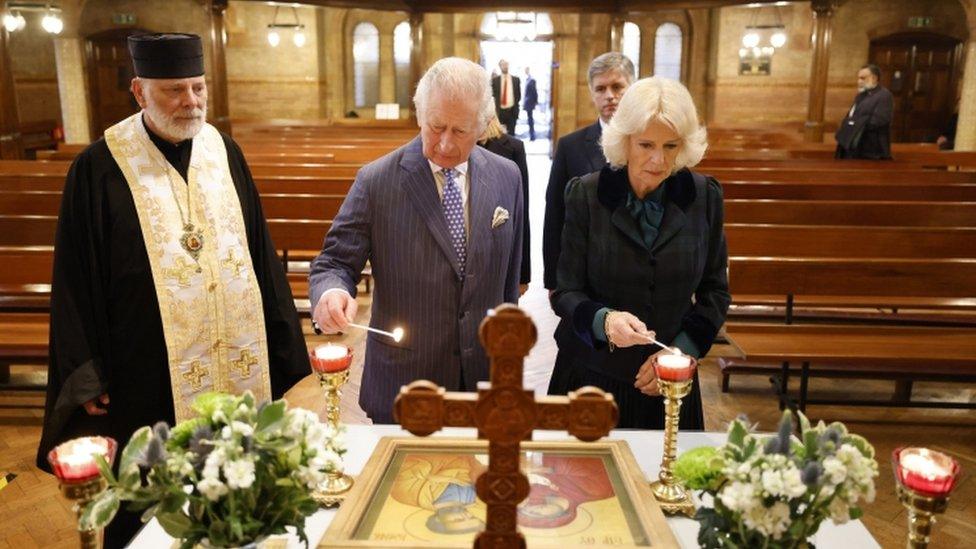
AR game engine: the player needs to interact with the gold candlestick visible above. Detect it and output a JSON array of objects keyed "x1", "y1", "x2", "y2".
[
  {"x1": 311, "y1": 359, "x2": 354, "y2": 507},
  {"x1": 650, "y1": 377, "x2": 695, "y2": 517},
  {"x1": 896, "y1": 484, "x2": 949, "y2": 549},
  {"x1": 892, "y1": 447, "x2": 961, "y2": 549},
  {"x1": 62, "y1": 477, "x2": 108, "y2": 548}
]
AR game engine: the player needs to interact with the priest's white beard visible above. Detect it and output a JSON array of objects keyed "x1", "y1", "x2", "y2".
[{"x1": 144, "y1": 103, "x2": 207, "y2": 142}]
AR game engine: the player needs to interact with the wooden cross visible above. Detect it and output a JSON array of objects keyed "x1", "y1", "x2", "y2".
[
  {"x1": 231, "y1": 349, "x2": 258, "y2": 378},
  {"x1": 182, "y1": 360, "x2": 207, "y2": 391},
  {"x1": 393, "y1": 304, "x2": 619, "y2": 549}
]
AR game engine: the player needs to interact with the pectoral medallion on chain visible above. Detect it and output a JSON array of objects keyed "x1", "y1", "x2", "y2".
[{"x1": 180, "y1": 223, "x2": 205, "y2": 262}]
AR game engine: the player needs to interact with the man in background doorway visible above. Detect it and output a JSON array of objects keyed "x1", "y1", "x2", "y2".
[
  {"x1": 492, "y1": 59, "x2": 521, "y2": 135},
  {"x1": 542, "y1": 51, "x2": 635, "y2": 396},
  {"x1": 523, "y1": 67, "x2": 539, "y2": 141},
  {"x1": 835, "y1": 63, "x2": 893, "y2": 160}
]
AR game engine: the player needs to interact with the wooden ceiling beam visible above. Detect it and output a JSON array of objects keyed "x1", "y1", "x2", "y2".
[{"x1": 238, "y1": 0, "x2": 790, "y2": 14}]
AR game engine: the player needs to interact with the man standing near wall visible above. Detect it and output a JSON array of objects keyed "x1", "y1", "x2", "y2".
[{"x1": 835, "y1": 63, "x2": 894, "y2": 160}]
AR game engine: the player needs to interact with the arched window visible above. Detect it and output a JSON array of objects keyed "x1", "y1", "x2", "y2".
[
  {"x1": 352, "y1": 22, "x2": 379, "y2": 108},
  {"x1": 394, "y1": 21, "x2": 412, "y2": 107},
  {"x1": 654, "y1": 23, "x2": 682, "y2": 81},
  {"x1": 622, "y1": 22, "x2": 641, "y2": 76}
]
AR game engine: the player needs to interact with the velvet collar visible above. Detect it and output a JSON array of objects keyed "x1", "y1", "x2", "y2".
[{"x1": 597, "y1": 165, "x2": 696, "y2": 212}]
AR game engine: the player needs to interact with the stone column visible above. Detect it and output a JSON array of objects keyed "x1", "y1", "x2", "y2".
[
  {"x1": 207, "y1": 0, "x2": 231, "y2": 134},
  {"x1": 803, "y1": 0, "x2": 835, "y2": 143},
  {"x1": 0, "y1": 15, "x2": 24, "y2": 159},
  {"x1": 409, "y1": 12, "x2": 424, "y2": 118},
  {"x1": 610, "y1": 16, "x2": 624, "y2": 53},
  {"x1": 379, "y1": 30, "x2": 395, "y2": 104},
  {"x1": 955, "y1": 5, "x2": 976, "y2": 150},
  {"x1": 51, "y1": 1, "x2": 90, "y2": 144},
  {"x1": 686, "y1": 9, "x2": 711, "y2": 121}
]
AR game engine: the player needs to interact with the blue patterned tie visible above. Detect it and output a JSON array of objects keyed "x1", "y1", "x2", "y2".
[{"x1": 442, "y1": 168, "x2": 467, "y2": 276}]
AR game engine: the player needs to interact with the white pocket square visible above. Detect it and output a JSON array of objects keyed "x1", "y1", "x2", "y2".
[{"x1": 491, "y1": 207, "x2": 510, "y2": 229}]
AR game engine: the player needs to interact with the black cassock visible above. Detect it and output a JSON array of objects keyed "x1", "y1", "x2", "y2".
[{"x1": 36, "y1": 122, "x2": 311, "y2": 473}]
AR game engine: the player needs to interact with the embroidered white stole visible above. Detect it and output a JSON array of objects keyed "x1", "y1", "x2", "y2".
[{"x1": 105, "y1": 112, "x2": 271, "y2": 421}]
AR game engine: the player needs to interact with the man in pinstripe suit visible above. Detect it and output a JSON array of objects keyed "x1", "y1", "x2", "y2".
[{"x1": 309, "y1": 57, "x2": 524, "y2": 423}]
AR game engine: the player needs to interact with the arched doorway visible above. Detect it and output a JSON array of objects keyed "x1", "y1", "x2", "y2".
[
  {"x1": 869, "y1": 32, "x2": 963, "y2": 142},
  {"x1": 479, "y1": 12, "x2": 554, "y2": 147},
  {"x1": 86, "y1": 28, "x2": 148, "y2": 136}
]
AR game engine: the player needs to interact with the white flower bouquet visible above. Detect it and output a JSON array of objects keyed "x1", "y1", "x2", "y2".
[
  {"x1": 80, "y1": 391, "x2": 344, "y2": 548},
  {"x1": 673, "y1": 411, "x2": 878, "y2": 548}
]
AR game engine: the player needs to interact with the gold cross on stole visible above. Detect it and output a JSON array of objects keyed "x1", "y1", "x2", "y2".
[
  {"x1": 394, "y1": 305, "x2": 619, "y2": 549},
  {"x1": 232, "y1": 349, "x2": 258, "y2": 378},
  {"x1": 222, "y1": 249, "x2": 246, "y2": 277},
  {"x1": 183, "y1": 361, "x2": 208, "y2": 391},
  {"x1": 164, "y1": 256, "x2": 198, "y2": 287}
]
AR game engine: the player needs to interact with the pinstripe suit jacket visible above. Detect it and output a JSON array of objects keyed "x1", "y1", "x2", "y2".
[{"x1": 309, "y1": 136, "x2": 523, "y2": 423}]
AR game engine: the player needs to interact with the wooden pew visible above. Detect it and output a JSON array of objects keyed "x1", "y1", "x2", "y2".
[
  {"x1": 725, "y1": 224, "x2": 976, "y2": 259},
  {"x1": 723, "y1": 323, "x2": 976, "y2": 410},
  {"x1": 725, "y1": 200, "x2": 976, "y2": 227},
  {"x1": 705, "y1": 167, "x2": 976, "y2": 184},
  {"x1": 722, "y1": 181, "x2": 976, "y2": 201},
  {"x1": 722, "y1": 257, "x2": 976, "y2": 407}
]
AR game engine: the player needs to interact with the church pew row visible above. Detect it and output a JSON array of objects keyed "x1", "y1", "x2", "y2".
[
  {"x1": 722, "y1": 256, "x2": 976, "y2": 408},
  {"x1": 721, "y1": 182, "x2": 976, "y2": 201},
  {"x1": 703, "y1": 167, "x2": 976, "y2": 184},
  {"x1": 724, "y1": 200, "x2": 976, "y2": 227},
  {"x1": 722, "y1": 322, "x2": 976, "y2": 411}
]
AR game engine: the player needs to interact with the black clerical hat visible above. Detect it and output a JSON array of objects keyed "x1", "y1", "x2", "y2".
[{"x1": 128, "y1": 33, "x2": 204, "y2": 79}]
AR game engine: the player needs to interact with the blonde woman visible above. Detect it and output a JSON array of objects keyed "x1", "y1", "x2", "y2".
[
  {"x1": 549, "y1": 77, "x2": 730, "y2": 429},
  {"x1": 479, "y1": 114, "x2": 530, "y2": 290}
]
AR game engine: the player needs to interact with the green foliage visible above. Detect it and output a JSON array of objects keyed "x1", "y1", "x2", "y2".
[{"x1": 79, "y1": 391, "x2": 343, "y2": 547}]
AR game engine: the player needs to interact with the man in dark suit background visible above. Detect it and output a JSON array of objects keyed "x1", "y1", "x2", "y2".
[
  {"x1": 310, "y1": 57, "x2": 523, "y2": 423},
  {"x1": 835, "y1": 63, "x2": 894, "y2": 160},
  {"x1": 543, "y1": 52, "x2": 634, "y2": 396},
  {"x1": 523, "y1": 67, "x2": 539, "y2": 141},
  {"x1": 543, "y1": 52, "x2": 635, "y2": 291},
  {"x1": 492, "y1": 59, "x2": 521, "y2": 135}
]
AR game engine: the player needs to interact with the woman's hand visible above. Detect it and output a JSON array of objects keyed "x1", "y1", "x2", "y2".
[
  {"x1": 605, "y1": 311, "x2": 655, "y2": 349},
  {"x1": 634, "y1": 349, "x2": 674, "y2": 396}
]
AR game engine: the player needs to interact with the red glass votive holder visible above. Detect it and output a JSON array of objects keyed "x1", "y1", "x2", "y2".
[
  {"x1": 310, "y1": 344, "x2": 353, "y2": 373},
  {"x1": 893, "y1": 447, "x2": 961, "y2": 497},
  {"x1": 47, "y1": 436, "x2": 118, "y2": 484},
  {"x1": 653, "y1": 353, "x2": 698, "y2": 382}
]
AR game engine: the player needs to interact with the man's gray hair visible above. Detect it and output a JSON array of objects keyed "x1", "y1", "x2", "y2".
[
  {"x1": 587, "y1": 52, "x2": 636, "y2": 89},
  {"x1": 414, "y1": 57, "x2": 494, "y2": 131}
]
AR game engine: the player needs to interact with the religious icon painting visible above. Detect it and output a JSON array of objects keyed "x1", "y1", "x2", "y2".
[{"x1": 321, "y1": 438, "x2": 679, "y2": 548}]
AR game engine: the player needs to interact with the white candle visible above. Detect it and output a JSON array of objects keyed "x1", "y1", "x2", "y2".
[
  {"x1": 655, "y1": 353, "x2": 696, "y2": 381},
  {"x1": 315, "y1": 343, "x2": 348, "y2": 360}
]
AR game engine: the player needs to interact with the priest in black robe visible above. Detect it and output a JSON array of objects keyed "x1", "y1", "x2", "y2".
[{"x1": 36, "y1": 33, "x2": 310, "y2": 547}]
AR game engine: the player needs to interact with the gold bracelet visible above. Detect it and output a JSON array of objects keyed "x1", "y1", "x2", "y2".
[{"x1": 605, "y1": 310, "x2": 617, "y2": 352}]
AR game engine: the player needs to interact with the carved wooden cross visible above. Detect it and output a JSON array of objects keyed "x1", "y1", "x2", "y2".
[{"x1": 393, "y1": 304, "x2": 619, "y2": 549}]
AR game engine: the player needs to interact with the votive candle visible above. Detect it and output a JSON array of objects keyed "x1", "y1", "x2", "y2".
[
  {"x1": 47, "y1": 436, "x2": 117, "y2": 484},
  {"x1": 653, "y1": 353, "x2": 697, "y2": 382},
  {"x1": 894, "y1": 447, "x2": 960, "y2": 497},
  {"x1": 310, "y1": 343, "x2": 352, "y2": 373}
]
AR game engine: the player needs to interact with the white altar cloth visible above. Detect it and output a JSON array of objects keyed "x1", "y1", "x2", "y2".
[{"x1": 129, "y1": 424, "x2": 879, "y2": 548}]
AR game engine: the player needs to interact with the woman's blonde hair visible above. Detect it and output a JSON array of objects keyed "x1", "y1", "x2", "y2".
[
  {"x1": 478, "y1": 114, "x2": 506, "y2": 144},
  {"x1": 601, "y1": 77, "x2": 707, "y2": 171}
]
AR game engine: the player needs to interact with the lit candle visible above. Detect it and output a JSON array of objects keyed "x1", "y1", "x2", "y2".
[
  {"x1": 310, "y1": 343, "x2": 352, "y2": 373},
  {"x1": 47, "y1": 436, "x2": 117, "y2": 484},
  {"x1": 653, "y1": 353, "x2": 697, "y2": 382},
  {"x1": 895, "y1": 447, "x2": 960, "y2": 497}
]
